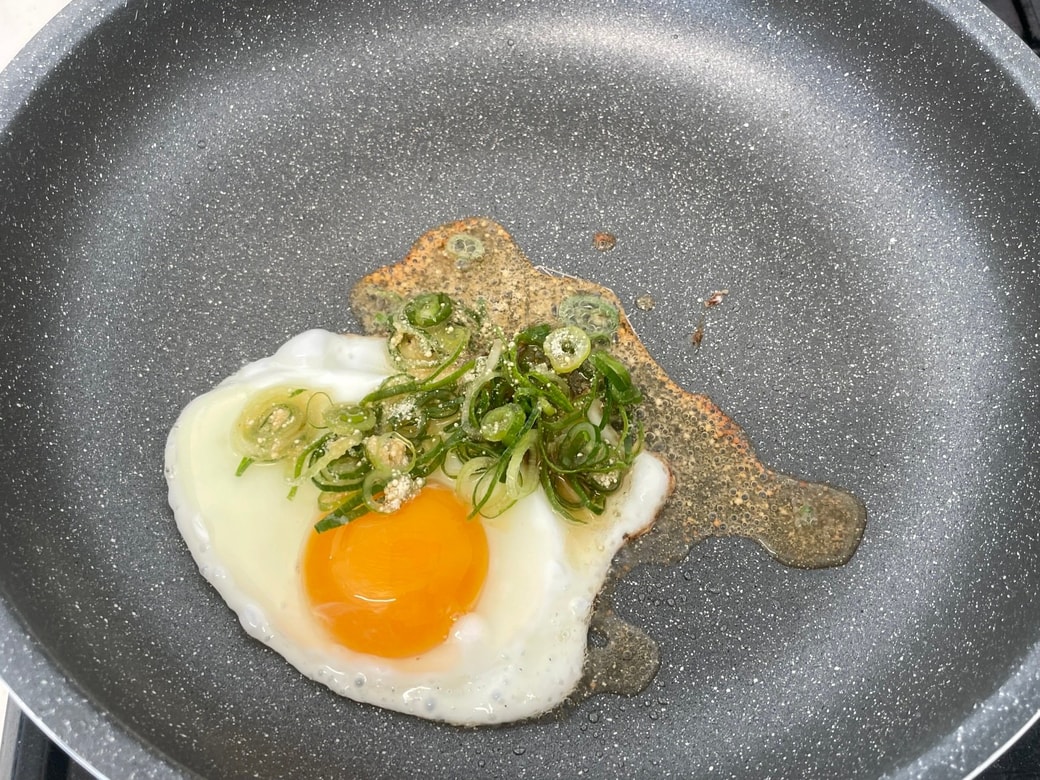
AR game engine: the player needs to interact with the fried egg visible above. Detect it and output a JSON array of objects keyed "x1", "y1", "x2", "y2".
[{"x1": 165, "y1": 329, "x2": 671, "y2": 725}]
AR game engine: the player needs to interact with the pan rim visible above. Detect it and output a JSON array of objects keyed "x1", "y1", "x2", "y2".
[{"x1": 1, "y1": 0, "x2": 1039, "y2": 777}]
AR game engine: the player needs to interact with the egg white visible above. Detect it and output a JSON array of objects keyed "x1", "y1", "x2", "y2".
[{"x1": 165, "y1": 329, "x2": 671, "y2": 725}]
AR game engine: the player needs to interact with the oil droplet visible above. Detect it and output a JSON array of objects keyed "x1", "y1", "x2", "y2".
[{"x1": 635, "y1": 294, "x2": 656, "y2": 311}]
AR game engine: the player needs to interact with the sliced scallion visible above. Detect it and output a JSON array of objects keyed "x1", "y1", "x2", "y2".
[
  {"x1": 543, "y1": 325, "x2": 592, "y2": 374},
  {"x1": 230, "y1": 290, "x2": 644, "y2": 530},
  {"x1": 558, "y1": 294, "x2": 620, "y2": 343},
  {"x1": 404, "y1": 292, "x2": 453, "y2": 328}
]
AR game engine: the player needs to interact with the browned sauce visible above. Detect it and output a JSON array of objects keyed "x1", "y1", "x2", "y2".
[{"x1": 351, "y1": 217, "x2": 866, "y2": 699}]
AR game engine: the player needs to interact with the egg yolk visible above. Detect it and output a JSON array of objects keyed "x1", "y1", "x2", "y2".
[{"x1": 302, "y1": 484, "x2": 489, "y2": 658}]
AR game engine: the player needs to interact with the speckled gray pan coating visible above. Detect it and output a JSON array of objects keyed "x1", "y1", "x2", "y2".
[{"x1": 1, "y1": 0, "x2": 1039, "y2": 777}]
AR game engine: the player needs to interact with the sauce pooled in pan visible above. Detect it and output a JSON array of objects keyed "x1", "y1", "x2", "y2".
[{"x1": 351, "y1": 217, "x2": 866, "y2": 699}]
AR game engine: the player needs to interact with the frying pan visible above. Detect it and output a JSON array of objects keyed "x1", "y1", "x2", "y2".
[{"x1": 2, "y1": 0, "x2": 1040, "y2": 776}]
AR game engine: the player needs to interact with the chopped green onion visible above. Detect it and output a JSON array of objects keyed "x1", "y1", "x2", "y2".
[
  {"x1": 551, "y1": 421, "x2": 607, "y2": 471},
  {"x1": 363, "y1": 374, "x2": 422, "y2": 404},
  {"x1": 314, "y1": 492, "x2": 370, "y2": 531},
  {"x1": 404, "y1": 292, "x2": 453, "y2": 328},
  {"x1": 420, "y1": 387, "x2": 463, "y2": 419},
  {"x1": 480, "y1": 403, "x2": 526, "y2": 443},
  {"x1": 231, "y1": 291, "x2": 644, "y2": 531},
  {"x1": 312, "y1": 452, "x2": 368, "y2": 491},
  {"x1": 543, "y1": 325, "x2": 592, "y2": 374},
  {"x1": 364, "y1": 432, "x2": 416, "y2": 473},
  {"x1": 445, "y1": 232, "x2": 484, "y2": 262},
  {"x1": 588, "y1": 351, "x2": 642, "y2": 405},
  {"x1": 323, "y1": 403, "x2": 376, "y2": 435},
  {"x1": 505, "y1": 429, "x2": 540, "y2": 500},
  {"x1": 558, "y1": 294, "x2": 620, "y2": 343},
  {"x1": 232, "y1": 386, "x2": 319, "y2": 462},
  {"x1": 362, "y1": 470, "x2": 392, "y2": 513}
]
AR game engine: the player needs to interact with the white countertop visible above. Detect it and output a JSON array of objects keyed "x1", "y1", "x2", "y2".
[
  {"x1": 0, "y1": 0, "x2": 70, "y2": 71},
  {"x1": 0, "y1": 0, "x2": 76, "y2": 737}
]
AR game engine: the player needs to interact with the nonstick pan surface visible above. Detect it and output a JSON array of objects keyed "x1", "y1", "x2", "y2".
[{"x1": 2, "y1": 0, "x2": 1040, "y2": 777}]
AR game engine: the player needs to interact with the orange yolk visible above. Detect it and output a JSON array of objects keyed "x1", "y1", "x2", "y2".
[{"x1": 302, "y1": 484, "x2": 489, "y2": 658}]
